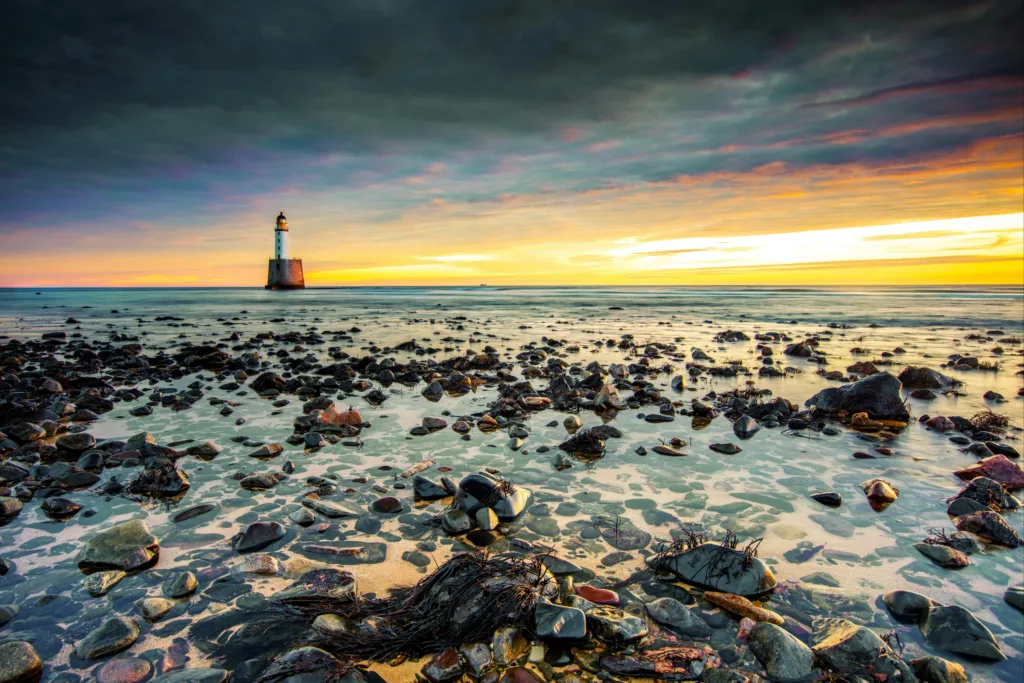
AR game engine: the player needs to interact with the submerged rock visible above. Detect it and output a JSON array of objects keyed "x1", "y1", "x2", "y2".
[
  {"x1": 275, "y1": 568, "x2": 356, "y2": 605},
  {"x1": 585, "y1": 605, "x2": 649, "y2": 643},
  {"x1": 75, "y1": 615, "x2": 140, "y2": 660},
  {"x1": 0, "y1": 641, "x2": 42, "y2": 683},
  {"x1": 920, "y1": 605, "x2": 1004, "y2": 660},
  {"x1": 882, "y1": 590, "x2": 937, "y2": 623},
  {"x1": 645, "y1": 597, "x2": 711, "y2": 638},
  {"x1": 77, "y1": 520, "x2": 159, "y2": 571},
  {"x1": 748, "y1": 621, "x2": 815, "y2": 681},
  {"x1": 231, "y1": 521, "x2": 285, "y2": 553},
  {"x1": 655, "y1": 543, "x2": 776, "y2": 597}
]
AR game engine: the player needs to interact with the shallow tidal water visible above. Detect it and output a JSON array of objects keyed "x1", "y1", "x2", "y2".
[{"x1": 1, "y1": 285, "x2": 1022, "y2": 682}]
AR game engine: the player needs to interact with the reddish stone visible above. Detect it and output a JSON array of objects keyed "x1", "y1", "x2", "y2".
[
  {"x1": 954, "y1": 455, "x2": 1024, "y2": 490},
  {"x1": 575, "y1": 585, "x2": 620, "y2": 605},
  {"x1": 322, "y1": 406, "x2": 362, "y2": 427},
  {"x1": 96, "y1": 657, "x2": 152, "y2": 683},
  {"x1": 500, "y1": 668, "x2": 545, "y2": 683}
]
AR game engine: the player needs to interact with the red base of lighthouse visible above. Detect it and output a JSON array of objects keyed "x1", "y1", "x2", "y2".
[{"x1": 265, "y1": 258, "x2": 305, "y2": 289}]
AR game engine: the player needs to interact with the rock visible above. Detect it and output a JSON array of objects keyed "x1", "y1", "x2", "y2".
[
  {"x1": 540, "y1": 555, "x2": 581, "y2": 575},
  {"x1": 240, "y1": 472, "x2": 286, "y2": 490},
  {"x1": 925, "y1": 416, "x2": 956, "y2": 431},
  {"x1": 56, "y1": 432, "x2": 96, "y2": 452},
  {"x1": 1005, "y1": 585, "x2": 1024, "y2": 612},
  {"x1": 564, "y1": 415, "x2": 583, "y2": 430},
  {"x1": 275, "y1": 568, "x2": 356, "y2": 605},
  {"x1": 535, "y1": 601, "x2": 586, "y2": 640},
  {"x1": 231, "y1": 521, "x2": 285, "y2": 553},
  {"x1": 422, "y1": 647, "x2": 463, "y2": 682},
  {"x1": 909, "y1": 656, "x2": 967, "y2": 683},
  {"x1": 256, "y1": 648, "x2": 342, "y2": 683},
  {"x1": 82, "y1": 570, "x2": 127, "y2": 597},
  {"x1": 0, "y1": 641, "x2": 42, "y2": 683},
  {"x1": 644, "y1": 597, "x2": 712, "y2": 638},
  {"x1": 914, "y1": 543, "x2": 969, "y2": 569},
  {"x1": 898, "y1": 367, "x2": 957, "y2": 389},
  {"x1": 920, "y1": 605, "x2": 1004, "y2": 660},
  {"x1": 0, "y1": 498, "x2": 24, "y2": 520},
  {"x1": 954, "y1": 510, "x2": 1022, "y2": 547},
  {"x1": 811, "y1": 492, "x2": 842, "y2": 507},
  {"x1": 74, "y1": 615, "x2": 140, "y2": 660},
  {"x1": 810, "y1": 618, "x2": 914, "y2": 681},
  {"x1": 710, "y1": 443, "x2": 741, "y2": 455},
  {"x1": 137, "y1": 597, "x2": 175, "y2": 621},
  {"x1": 412, "y1": 475, "x2": 449, "y2": 500},
  {"x1": 301, "y1": 498, "x2": 360, "y2": 518},
  {"x1": 475, "y1": 507, "x2": 498, "y2": 531},
  {"x1": 882, "y1": 590, "x2": 937, "y2": 623},
  {"x1": 77, "y1": 520, "x2": 159, "y2": 571},
  {"x1": 748, "y1": 621, "x2": 816, "y2": 681},
  {"x1": 0, "y1": 604, "x2": 16, "y2": 628},
  {"x1": 248, "y1": 443, "x2": 283, "y2": 458},
  {"x1": 946, "y1": 497, "x2": 988, "y2": 516},
  {"x1": 95, "y1": 657, "x2": 153, "y2": 683},
  {"x1": 289, "y1": 507, "x2": 316, "y2": 526},
  {"x1": 241, "y1": 554, "x2": 280, "y2": 574},
  {"x1": 585, "y1": 605, "x2": 649, "y2": 643},
  {"x1": 860, "y1": 478, "x2": 899, "y2": 504},
  {"x1": 954, "y1": 455, "x2": 1024, "y2": 490},
  {"x1": 703, "y1": 591, "x2": 783, "y2": 624},
  {"x1": 149, "y1": 669, "x2": 229, "y2": 683},
  {"x1": 600, "y1": 646, "x2": 721, "y2": 679},
  {"x1": 186, "y1": 441, "x2": 223, "y2": 458},
  {"x1": 163, "y1": 571, "x2": 198, "y2": 598},
  {"x1": 371, "y1": 496, "x2": 405, "y2": 513},
  {"x1": 656, "y1": 543, "x2": 776, "y2": 597},
  {"x1": 441, "y1": 510, "x2": 471, "y2": 534},
  {"x1": 459, "y1": 642, "x2": 492, "y2": 678},
  {"x1": 492, "y1": 626, "x2": 529, "y2": 667},
  {"x1": 805, "y1": 371, "x2": 909, "y2": 420},
  {"x1": 575, "y1": 585, "x2": 620, "y2": 605},
  {"x1": 733, "y1": 415, "x2": 761, "y2": 440}
]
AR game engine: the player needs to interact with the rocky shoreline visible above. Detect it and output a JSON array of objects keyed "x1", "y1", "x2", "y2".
[{"x1": 1, "y1": 301, "x2": 1022, "y2": 682}]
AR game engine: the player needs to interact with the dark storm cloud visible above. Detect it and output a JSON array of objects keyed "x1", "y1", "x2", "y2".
[{"x1": 1, "y1": 0, "x2": 1022, "y2": 225}]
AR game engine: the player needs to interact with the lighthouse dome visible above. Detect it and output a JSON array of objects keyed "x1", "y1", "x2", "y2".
[{"x1": 275, "y1": 212, "x2": 288, "y2": 230}]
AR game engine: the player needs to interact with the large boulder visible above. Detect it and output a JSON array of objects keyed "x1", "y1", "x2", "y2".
[
  {"x1": 954, "y1": 510, "x2": 1022, "y2": 547},
  {"x1": 748, "y1": 621, "x2": 816, "y2": 681},
  {"x1": 77, "y1": 520, "x2": 159, "y2": 571},
  {"x1": 920, "y1": 605, "x2": 1004, "y2": 661},
  {"x1": 810, "y1": 618, "x2": 915, "y2": 681},
  {"x1": 654, "y1": 543, "x2": 776, "y2": 597},
  {"x1": 0, "y1": 641, "x2": 43, "y2": 683},
  {"x1": 805, "y1": 372, "x2": 909, "y2": 420}
]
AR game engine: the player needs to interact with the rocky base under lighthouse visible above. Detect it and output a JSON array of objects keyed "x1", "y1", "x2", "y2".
[{"x1": 265, "y1": 258, "x2": 305, "y2": 289}]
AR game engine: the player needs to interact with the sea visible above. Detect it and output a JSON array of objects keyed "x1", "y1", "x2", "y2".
[{"x1": 0, "y1": 285, "x2": 1022, "y2": 681}]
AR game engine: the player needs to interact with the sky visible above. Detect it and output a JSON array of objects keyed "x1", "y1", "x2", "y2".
[{"x1": 1, "y1": 0, "x2": 1022, "y2": 287}]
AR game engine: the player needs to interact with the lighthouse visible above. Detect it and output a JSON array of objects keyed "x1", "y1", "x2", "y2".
[{"x1": 265, "y1": 211, "x2": 305, "y2": 289}]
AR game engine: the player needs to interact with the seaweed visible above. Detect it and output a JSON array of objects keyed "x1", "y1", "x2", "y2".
[
  {"x1": 308, "y1": 553, "x2": 547, "y2": 661},
  {"x1": 970, "y1": 410, "x2": 1010, "y2": 432}
]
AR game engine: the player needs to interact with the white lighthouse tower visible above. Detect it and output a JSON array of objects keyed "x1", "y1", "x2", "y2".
[
  {"x1": 265, "y1": 211, "x2": 305, "y2": 289},
  {"x1": 274, "y1": 212, "x2": 290, "y2": 260}
]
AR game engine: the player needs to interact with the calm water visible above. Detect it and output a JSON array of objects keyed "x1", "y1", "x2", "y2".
[{"x1": 0, "y1": 286, "x2": 1022, "y2": 681}]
